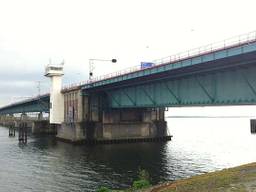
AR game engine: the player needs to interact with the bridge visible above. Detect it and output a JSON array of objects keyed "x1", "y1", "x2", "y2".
[
  {"x1": 0, "y1": 94, "x2": 49, "y2": 114},
  {"x1": 1, "y1": 31, "x2": 256, "y2": 143}
]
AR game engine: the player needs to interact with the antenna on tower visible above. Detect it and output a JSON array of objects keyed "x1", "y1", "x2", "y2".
[{"x1": 36, "y1": 81, "x2": 41, "y2": 96}]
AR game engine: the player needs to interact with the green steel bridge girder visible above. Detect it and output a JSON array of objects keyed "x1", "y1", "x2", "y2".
[{"x1": 106, "y1": 64, "x2": 256, "y2": 108}]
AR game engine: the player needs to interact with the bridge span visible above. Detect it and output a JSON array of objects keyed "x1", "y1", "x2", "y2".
[{"x1": 1, "y1": 31, "x2": 256, "y2": 143}]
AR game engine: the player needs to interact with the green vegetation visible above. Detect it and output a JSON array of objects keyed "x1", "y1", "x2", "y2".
[
  {"x1": 132, "y1": 179, "x2": 151, "y2": 190},
  {"x1": 97, "y1": 163, "x2": 256, "y2": 192},
  {"x1": 96, "y1": 186, "x2": 112, "y2": 192},
  {"x1": 132, "y1": 168, "x2": 151, "y2": 190},
  {"x1": 97, "y1": 168, "x2": 151, "y2": 191}
]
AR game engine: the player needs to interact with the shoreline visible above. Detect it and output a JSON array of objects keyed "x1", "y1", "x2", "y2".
[{"x1": 142, "y1": 162, "x2": 256, "y2": 192}]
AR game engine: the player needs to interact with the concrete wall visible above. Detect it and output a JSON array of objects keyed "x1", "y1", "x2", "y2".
[
  {"x1": 31, "y1": 120, "x2": 55, "y2": 134},
  {"x1": 57, "y1": 122, "x2": 85, "y2": 142},
  {"x1": 101, "y1": 108, "x2": 167, "y2": 140},
  {"x1": 58, "y1": 89, "x2": 86, "y2": 142}
]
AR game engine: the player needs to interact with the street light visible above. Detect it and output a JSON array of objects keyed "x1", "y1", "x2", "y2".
[{"x1": 89, "y1": 58, "x2": 117, "y2": 80}]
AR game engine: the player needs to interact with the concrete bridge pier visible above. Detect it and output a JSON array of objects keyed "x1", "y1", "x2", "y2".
[
  {"x1": 20, "y1": 113, "x2": 28, "y2": 121},
  {"x1": 57, "y1": 108, "x2": 169, "y2": 143},
  {"x1": 97, "y1": 108, "x2": 168, "y2": 141},
  {"x1": 31, "y1": 120, "x2": 53, "y2": 134},
  {"x1": 13, "y1": 120, "x2": 19, "y2": 129},
  {"x1": 31, "y1": 113, "x2": 54, "y2": 134},
  {"x1": 18, "y1": 113, "x2": 32, "y2": 127},
  {"x1": 0, "y1": 114, "x2": 14, "y2": 127},
  {"x1": 56, "y1": 89, "x2": 171, "y2": 143},
  {"x1": 0, "y1": 115, "x2": 6, "y2": 126},
  {"x1": 83, "y1": 104, "x2": 169, "y2": 142}
]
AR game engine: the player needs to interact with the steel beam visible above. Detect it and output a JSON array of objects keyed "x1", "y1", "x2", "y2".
[{"x1": 107, "y1": 64, "x2": 256, "y2": 108}]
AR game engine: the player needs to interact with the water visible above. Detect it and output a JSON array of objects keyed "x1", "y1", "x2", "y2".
[{"x1": 0, "y1": 117, "x2": 256, "y2": 191}]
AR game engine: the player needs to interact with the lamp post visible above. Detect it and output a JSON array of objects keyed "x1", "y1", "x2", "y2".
[{"x1": 89, "y1": 58, "x2": 117, "y2": 80}]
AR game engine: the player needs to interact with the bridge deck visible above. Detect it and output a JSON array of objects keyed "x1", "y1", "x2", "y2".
[{"x1": 81, "y1": 31, "x2": 256, "y2": 90}]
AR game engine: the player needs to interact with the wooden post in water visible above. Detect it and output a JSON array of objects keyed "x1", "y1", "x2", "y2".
[
  {"x1": 18, "y1": 122, "x2": 28, "y2": 143},
  {"x1": 250, "y1": 119, "x2": 256, "y2": 134},
  {"x1": 9, "y1": 124, "x2": 15, "y2": 137},
  {"x1": 18, "y1": 123, "x2": 22, "y2": 141},
  {"x1": 24, "y1": 122, "x2": 27, "y2": 143}
]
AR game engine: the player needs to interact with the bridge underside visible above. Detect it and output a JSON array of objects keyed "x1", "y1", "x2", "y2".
[{"x1": 105, "y1": 56, "x2": 256, "y2": 108}]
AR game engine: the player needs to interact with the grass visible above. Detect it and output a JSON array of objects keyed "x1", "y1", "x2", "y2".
[{"x1": 149, "y1": 162, "x2": 256, "y2": 192}]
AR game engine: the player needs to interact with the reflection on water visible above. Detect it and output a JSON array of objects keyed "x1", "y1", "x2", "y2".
[{"x1": 0, "y1": 117, "x2": 256, "y2": 191}]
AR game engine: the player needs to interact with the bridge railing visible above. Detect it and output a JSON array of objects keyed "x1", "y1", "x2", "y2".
[
  {"x1": 62, "y1": 31, "x2": 256, "y2": 91},
  {"x1": 152, "y1": 31, "x2": 256, "y2": 65}
]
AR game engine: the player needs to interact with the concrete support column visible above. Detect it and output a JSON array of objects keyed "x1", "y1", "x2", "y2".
[
  {"x1": 21, "y1": 113, "x2": 28, "y2": 121},
  {"x1": 2, "y1": 115, "x2": 7, "y2": 122},
  {"x1": 9, "y1": 114, "x2": 14, "y2": 120},
  {"x1": 0, "y1": 115, "x2": 4, "y2": 126},
  {"x1": 14, "y1": 121, "x2": 19, "y2": 128}
]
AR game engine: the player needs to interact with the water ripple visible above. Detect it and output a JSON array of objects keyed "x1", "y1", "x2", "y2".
[{"x1": 0, "y1": 118, "x2": 256, "y2": 191}]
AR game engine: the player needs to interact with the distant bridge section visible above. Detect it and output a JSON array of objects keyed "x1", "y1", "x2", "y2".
[{"x1": 0, "y1": 94, "x2": 50, "y2": 115}]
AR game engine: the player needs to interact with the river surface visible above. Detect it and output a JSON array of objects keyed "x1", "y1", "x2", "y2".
[{"x1": 0, "y1": 117, "x2": 256, "y2": 191}]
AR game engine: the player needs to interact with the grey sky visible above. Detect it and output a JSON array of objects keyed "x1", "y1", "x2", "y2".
[{"x1": 0, "y1": 0, "x2": 256, "y2": 107}]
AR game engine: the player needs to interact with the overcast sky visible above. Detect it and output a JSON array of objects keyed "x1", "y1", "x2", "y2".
[{"x1": 0, "y1": 0, "x2": 256, "y2": 108}]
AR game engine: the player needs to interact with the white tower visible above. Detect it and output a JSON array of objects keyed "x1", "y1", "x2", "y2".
[{"x1": 45, "y1": 62, "x2": 64, "y2": 124}]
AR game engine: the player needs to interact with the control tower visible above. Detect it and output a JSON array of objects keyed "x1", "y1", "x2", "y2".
[{"x1": 45, "y1": 62, "x2": 64, "y2": 124}]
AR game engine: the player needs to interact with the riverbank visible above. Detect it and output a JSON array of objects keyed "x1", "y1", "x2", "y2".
[{"x1": 143, "y1": 162, "x2": 256, "y2": 192}]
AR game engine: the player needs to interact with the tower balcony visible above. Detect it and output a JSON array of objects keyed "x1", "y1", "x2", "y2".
[{"x1": 45, "y1": 65, "x2": 64, "y2": 77}]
